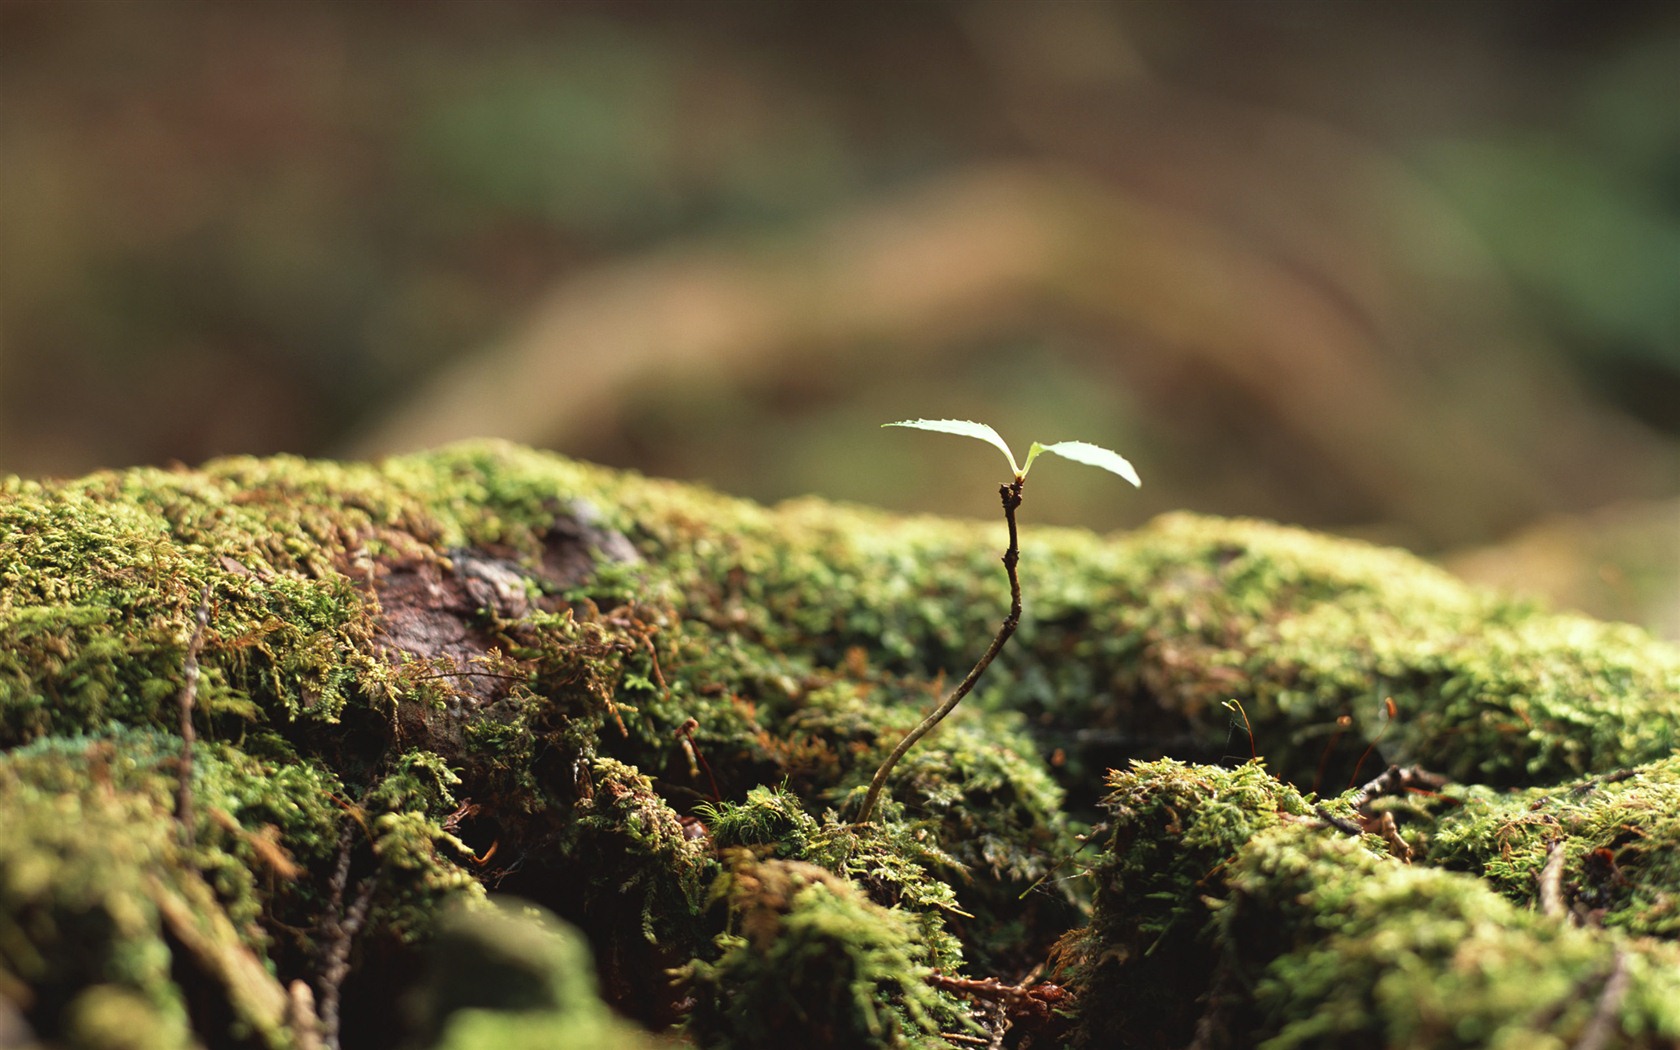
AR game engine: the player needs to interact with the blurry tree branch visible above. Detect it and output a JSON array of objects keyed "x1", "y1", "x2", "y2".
[{"x1": 347, "y1": 161, "x2": 1673, "y2": 547}]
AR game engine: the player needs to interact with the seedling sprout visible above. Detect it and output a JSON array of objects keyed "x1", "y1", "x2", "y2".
[{"x1": 855, "y1": 419, "x2": 1139, "y2": 823}]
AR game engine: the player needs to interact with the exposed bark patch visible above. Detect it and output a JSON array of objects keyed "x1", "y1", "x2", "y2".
[
  {"x1": 542, "y1": 500, "x2": 642, "y2": 587},
  {"x1": 368, "y1": 507, "x2": 639, "y2": 758},
  {"x1": 374, "y1": 555, "x2": 510, "y2": 701}
]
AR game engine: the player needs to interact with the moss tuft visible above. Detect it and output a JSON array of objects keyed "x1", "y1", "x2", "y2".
[
  {"x1": 682, "y1": 852, "x2": 967, "y2": 1050},
  {"x1": 1225, "y1": 827, "x2": 1680, "y2": 1049}
]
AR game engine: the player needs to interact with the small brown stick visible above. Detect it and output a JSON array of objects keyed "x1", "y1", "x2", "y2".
[
  {"x1": 857, "y1": 478, "x2": 1024, "y2": 823},
  {"x1": 1539, "y1": 839, "x2": 1568, "y2": 919},
  {"x1": 286, "y1": 980, "x2": 324, "y2": 1050},
  {"x1": 176, "y1": 584, "x2": 212, "y2": 848},
  {"x1": 1356, "y1": 764, "x2": 1449, "y2": 811},
  {"x1": 1376, "y1": 811, "x2": 1412, "y2": 863},
  {"x1": 1314, "y1": 804, "x2": 1364, "y2": 836},
  {"x1": 1572, "y1": 948, "x2": 1630, "y2": 1050},
  {"x1": 317, "y1": 825, "x2": 375, "y2": 1050},
  {"x1": 925, "y1": 971, "x2": 1067, "y2": 1027},
  {"x1": 1349, "y1": 764, "x2": 1447, "y2": 812},
  {"x1": 1569, "y1": 768, "x2": 1639, "y2": 799}
]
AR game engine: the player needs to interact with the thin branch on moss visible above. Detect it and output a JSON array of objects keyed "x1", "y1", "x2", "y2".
[
  {"x1": 927, "y1": 966, "x2": 1067, "y2": 1040},
  {"x1": 1349, "y1": 764, "x2": 1447, "y2": 812},
  {"x1": 1539, "y1": 838, "x2": 1567, "y2": 919},
  {"x1": 1572, "y1": 948, "x2": 1630, "y2": 1050},
  {"x1": 409, "y1": 669, "x2": 532, "y2": 682},
  {"x1": 857, "y1": 478, "x2": 1023, "y2": 824},
  {"x1": 286, "y1": 980, "x2": 324, "y2": 1050},
  {"x1": 676, "y1": 717, "x2": 723, "y2": 802},
  {"x1": 1313, "y1": 804, "x2": 1364, "y2": 837},
  {"x1": 317, "y1": 824, "x2": 376, "y2": 1050},
  {"x1": 175, "y1": 584, "x2": 212, "y2": 848},
  {"x1": 1017, "y1": 822, "x2": 1107, "y2": 901}
]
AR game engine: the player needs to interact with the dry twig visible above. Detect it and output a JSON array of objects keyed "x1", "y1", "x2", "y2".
[
  {"x1": 176, "y1": 584, "x2": 212, "y2": 848},
  {"x1": 1572, "y1": 949, "x2": 1630, "y2": 1050},
  {"x1": 1539, "y1": 839, "x2": 1568, "y2": 920},
  {"x1": 1349, "y1": 764, "x2": 1447, "y2": 812},
  {"x1": 316, "y1": 825, "x2": 376, "y2": 1050}
]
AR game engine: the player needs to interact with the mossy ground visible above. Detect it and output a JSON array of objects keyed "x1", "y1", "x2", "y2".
[{"x1": 2, "y1": 440, "x2": 1678, "y2": 1048}]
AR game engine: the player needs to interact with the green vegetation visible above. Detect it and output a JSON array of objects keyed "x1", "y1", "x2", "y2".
[
  {"x1": 857, "y1": 419, "x2": 1140, "y2": 823},
  {"x1": 681, "y1": 852, "x2": 967, "y2": 1050},
  {"x1": 1, "y1": 440, "x2": 1678, "y2": 1047}
]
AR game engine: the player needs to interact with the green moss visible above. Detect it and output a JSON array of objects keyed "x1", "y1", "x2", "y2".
[
  {"x1": 0, "y1": 730, "x2": 293, "y2": 1048},
  {"x1": 1224, "y1": 828, "x2": 1680, "y2": 1049},
  {"x1": 681, "y1": 853, "x2": 968, "y2": 1050},
  {"x1": 703, "y1": 785, "x2": 823, "y2": 857},
  {"x1": 560, "y1": 756, "x2": 714, "y2": 946},
  {"x1": 702, "y1": 785, "x2": 968, "y2": 976},
  {"x1": 1426, "y1": 756, "x2": 1680, "y2": 938},
  {"x1": 60, "y1": 984, "x2": 191, "y2": 1050},
  {"x1": 1067, "y1": 760, "x2": 1680, "y2": 1049},
  {"x1": 412, "y1": 899, "x2": 659, "y2": 1050},
  {"x1": 2, "y1": 441, "x2": 1678, "y2": 1047},
  {"x1": 1059, "y1": 759, "x2": 1320, "y2": 1046},
  {"x1": 1036, "y1": 513, "x2": 1680, "y2": 790}
]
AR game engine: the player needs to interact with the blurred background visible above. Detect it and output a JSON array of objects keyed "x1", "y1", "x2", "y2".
[{"x1": 1, "y1": 0, "x2": 1676, "y2": 636}]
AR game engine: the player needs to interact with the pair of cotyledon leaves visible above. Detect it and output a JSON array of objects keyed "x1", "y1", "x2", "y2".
[{"x1": 884, "y1": 419, "x2": 1140, "y2": 487}]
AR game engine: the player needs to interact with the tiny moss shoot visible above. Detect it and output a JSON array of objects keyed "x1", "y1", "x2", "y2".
[{"x1": 855, "y1": 419, "x2": 1139, "y2": 824}]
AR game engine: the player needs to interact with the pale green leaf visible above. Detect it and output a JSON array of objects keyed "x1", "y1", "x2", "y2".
[
  {"x1": 882, "y1": 419, "x2": 1021, "y2": 475},
  {"x1": 1022, "y1": 441, "x2": 1048, "y2": 475},
  {"x1": 1033, "y1": 440, "x2": 1141, "y2": 486}
]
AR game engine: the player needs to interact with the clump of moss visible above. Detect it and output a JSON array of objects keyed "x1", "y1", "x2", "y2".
[
  {"x1": 409, "y1": 899, "x2": 659, "y2": 1050},
  {"x1": 703, "y1": 784, "x2": 823, "y2": 857},
  {"x1": 1009, "y1": 514, "x2": 1680, "y2": 792},
  {"x1": 1064, "y1": 759, "x2": 1680, "y2": 1049},
  {"x1": 58, "y1": 984, "x2": 192, "y2": 1050},
  {"x1": 879, "y1": 718, "x2": 1087, "y2": 971},
  {"x1": 1425, "y1": 755, "x2": 1680, "y2": 938},
  {"x1": 702, "y1": 785, "x2": 966, "y2": 975},
  {"x1": 559, "y1": 757, "x2": 714, "y2": 941},
  {"x1": 681, "y1": 852, "x2": 967, "y2": 1050},
  {"x1": 0, "y1": 730, "x2": 294, "y2": 1048},
  {"x1": 1221, "y1": 827, "x2": 1680, "y2": 1049},
  {"x1": 1057, "y1": 758, "x2": 1320, "y2": 1047}
]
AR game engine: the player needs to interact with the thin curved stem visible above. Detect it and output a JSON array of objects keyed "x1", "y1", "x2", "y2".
[{"x1": 856, "y1": 477, "x2": 1024, "y2": 824}]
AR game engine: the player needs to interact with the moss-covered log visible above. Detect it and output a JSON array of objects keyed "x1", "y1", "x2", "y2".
[
  {"x1": 1057, "y1": 759, "x2": 1680, "y2": 1048},
  {"x1": 2, "y1": 441, "x2": 1677, "y2": 1048}
]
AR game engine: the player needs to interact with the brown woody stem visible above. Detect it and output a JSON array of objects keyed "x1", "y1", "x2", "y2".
[{"x1": 856, "y1": 477, "x2": 1024, "y2": 824}]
